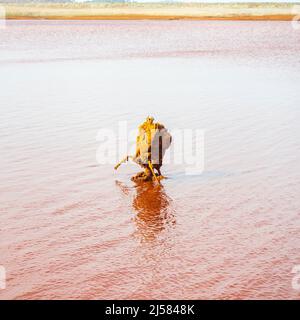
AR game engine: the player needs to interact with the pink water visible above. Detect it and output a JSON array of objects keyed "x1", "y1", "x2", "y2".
[{"x1": 0, "y1": 21, "x2": 300, "y2": 299}]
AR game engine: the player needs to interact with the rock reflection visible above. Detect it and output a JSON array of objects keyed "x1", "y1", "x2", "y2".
[{"x1": 115, "y1": 181, "x2": 175, "y2": 241}]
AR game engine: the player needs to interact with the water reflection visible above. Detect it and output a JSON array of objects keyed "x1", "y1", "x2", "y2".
[{"x1": 115, "y1": 181, "x2": 176, "y2": 241}]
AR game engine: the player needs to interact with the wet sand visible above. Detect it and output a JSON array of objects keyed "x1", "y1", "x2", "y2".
[{"x1": 3, "y1": 3, "x2": 300, "y2": 21}]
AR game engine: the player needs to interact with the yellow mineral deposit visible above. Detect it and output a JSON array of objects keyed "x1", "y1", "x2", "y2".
[{"x1": 115, "y1": 116, "x2": 172, "y2": 183}]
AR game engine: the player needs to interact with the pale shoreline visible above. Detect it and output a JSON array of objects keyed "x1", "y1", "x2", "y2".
[{"x1": 2, "y1": 3, "x2": 300, "y2": 21}]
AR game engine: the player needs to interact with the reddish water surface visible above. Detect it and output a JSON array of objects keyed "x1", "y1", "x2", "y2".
[{"x1": 0, "y1": 21, "x2": 300, "y2": 299}]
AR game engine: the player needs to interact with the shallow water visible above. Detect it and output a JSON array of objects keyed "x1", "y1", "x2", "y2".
[{"x1": 0, "y1": 20, "x2": 300, "y2": 299}]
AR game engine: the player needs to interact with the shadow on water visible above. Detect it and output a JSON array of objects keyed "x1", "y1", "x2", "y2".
[
  {"x1": 115, "y1": 180, "x2": 176, "y2": 242},
  {"x1": 169, "y1": 170, "x2": 238, "y2": 181}
]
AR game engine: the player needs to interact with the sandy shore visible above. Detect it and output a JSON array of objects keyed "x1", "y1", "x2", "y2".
[{"x1": 2, "y1": 3, "x2": 300, "y2": 21}]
